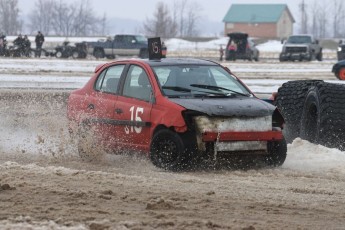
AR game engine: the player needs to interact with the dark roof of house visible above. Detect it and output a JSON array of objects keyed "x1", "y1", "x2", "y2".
[{"x1": 223, "y1": 4, "x2": 295, "y2": 23}]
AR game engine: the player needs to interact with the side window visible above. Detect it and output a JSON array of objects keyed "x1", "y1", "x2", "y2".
[
  {"x1": 114, "y1": 36, "x2": 123, "y2": 43},
  {"x1": 95, "y1": 65, "x2": 125, "y2": 94},
  {"x1": 125, "y1": 36, "x2": 135, "y2": 44},
  {"x1": 95, "y1": 70, "x2": 106, "y2": 91},
  {"x1": 123, "y1": 65, "x2": 152, "y2": 102}
]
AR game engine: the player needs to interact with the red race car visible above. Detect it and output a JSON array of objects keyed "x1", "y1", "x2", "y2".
[{"x1": 67, "y1": 58, "x2": 286, "y2": 170}]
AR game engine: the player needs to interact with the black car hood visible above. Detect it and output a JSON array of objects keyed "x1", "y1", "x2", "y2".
[{"x1": 169, "y1": 97, "x2": 275, "y2": 117}]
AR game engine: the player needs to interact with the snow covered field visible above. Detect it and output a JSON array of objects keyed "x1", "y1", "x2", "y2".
[{"x1": 1, "y1": 53, "x2": 345, "y2": 229}]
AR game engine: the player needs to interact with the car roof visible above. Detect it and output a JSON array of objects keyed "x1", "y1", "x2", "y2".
[
  {"x1": 227, "y1": 32, "x2": 248, "y2": 39},
  {"x1": 94, "y1": 58, "x2": 219, "y2": 73},
  {"x1": 142, "y1": 58, "x2": 219, "y2": 67}
]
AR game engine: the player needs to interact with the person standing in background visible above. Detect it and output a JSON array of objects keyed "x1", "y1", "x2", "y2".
[
  {"x1": 35, "y1": 31, "x2": 45, "y2": 57},
  {"x1": 219, "y1": 45, "x2": 224, "y2": 61}
]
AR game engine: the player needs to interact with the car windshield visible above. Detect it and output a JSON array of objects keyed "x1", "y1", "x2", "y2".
[
  {"x1": 287, "y1": 36, "x2": 312, "y2": 44},
  {"x1": 135, "y1": 35, "x2": 147, "y2": 44},
  {"x1": 152, "y1": 65, "x2": 252, "y2": 97}
]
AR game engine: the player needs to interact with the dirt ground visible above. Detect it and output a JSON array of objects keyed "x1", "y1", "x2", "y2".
[{"x1": 0, "y1": 81, "x2": 345, "y2": 229}]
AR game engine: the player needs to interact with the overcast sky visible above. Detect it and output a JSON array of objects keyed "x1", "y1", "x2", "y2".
[{"x1": 18, "y1": 0, "x2": 308, "y2": 22}]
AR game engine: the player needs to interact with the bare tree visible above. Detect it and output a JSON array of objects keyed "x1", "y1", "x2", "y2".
[
  {"x1": 72, "y1": 0, "x2": 103, "y2": 36},
  {"x1": 184, "y1": 2, "x2": 201, "y2": 37},
  {"x1": 0, "y1": 0, "x2": 21, "y2": 35},
  {"x1": 308, "y1": 1, "x2": 328, "y2": 38},
  {"x1": 299, "y1": 0, "x2": 308, "y2": 34},
  {"x1": 302, "y1": 0, "x2": 345, "y2": 38},
  {"x1": 143, "y1": 2, "x2": 178, "y2": 38},
  {"x1": 28, "y1": 0, "x2": 55, "y2": 35},
  {"x1": 332, "y1": 0, "x2": 345, "y2": 37},
  {"x1": 143, "y1": 0, "x2": 202, "y2": 38},
  {"x1": 177, "y1": 0, "x2": 187, "y2": 37},
  {"x1": 28, "y1": 0, "x2": 106, "y2": 36}
]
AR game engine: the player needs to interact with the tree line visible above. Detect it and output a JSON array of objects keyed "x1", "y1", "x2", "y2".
[
  {"x1": 299, "y1": 0, "x2": 345, "y2": 38},
  {"x1": 143, "y1": 1, "x2": 202, "y2": 38},
  {"x1": 0, "y1": 0, "x2": 106, "y2": 36},
  {"x1": 0, "y1": 0, "x2": 202, "y2": 38},
  {"x1": 4, "y1": 0, "x2": 345, "y2": 39}
]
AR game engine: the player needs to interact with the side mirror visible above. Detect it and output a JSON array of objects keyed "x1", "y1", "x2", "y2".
[
  {"x1": 281, "y1": 39, "x2": 285, "y2": 44},
  {"x1": 339, "y1": 40, "x2": 343, "y2": 45},
  {"x1": 315, "y1": 40, "x2": 319, "y2": 44}
]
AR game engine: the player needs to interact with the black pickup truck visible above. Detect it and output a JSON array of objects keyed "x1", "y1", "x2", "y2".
[{"x1": 84, "y1": 34, "x2": 149, "y2": 59}]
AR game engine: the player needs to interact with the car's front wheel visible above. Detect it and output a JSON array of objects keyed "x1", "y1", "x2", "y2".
[
  {"x1": 264, "y1": 138, "x2": 287, "y2": 167},
  {"x1": 150, "y1": 129, "x2": 190, "y2": 171}
]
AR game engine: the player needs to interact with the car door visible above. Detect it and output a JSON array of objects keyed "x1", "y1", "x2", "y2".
[
  {"x1": 87, "y1": 64, "x2": 125, "y2": 150},
  {"x1": 114, "y1": 64, "x2": 154, "y2": 152}
]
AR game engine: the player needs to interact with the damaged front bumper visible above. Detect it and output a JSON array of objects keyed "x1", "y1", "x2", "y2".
[{"x1": 193, "y1": 116, "x2": 283, "y2": 153}]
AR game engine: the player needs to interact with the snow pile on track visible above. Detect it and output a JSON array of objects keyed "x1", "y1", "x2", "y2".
[{"x1": 284, "y1": 138, "x2": 345, "y2": 174}]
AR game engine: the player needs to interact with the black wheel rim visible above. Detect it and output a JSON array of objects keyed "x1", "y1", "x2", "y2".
[{"x1": 154, "y1": 137, "x2": 178, "y2": 164}]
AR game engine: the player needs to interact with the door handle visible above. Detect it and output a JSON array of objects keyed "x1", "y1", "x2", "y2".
[
  {"x1": 115, "y1": 108, "x2": 123, "y2": 114},
  {"x1": 87, "y1": 104, "x2": 95, "y2": 110}
]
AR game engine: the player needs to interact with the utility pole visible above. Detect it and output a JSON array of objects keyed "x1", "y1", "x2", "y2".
[{"x1": 299, "y1": 0, "x2": 308, "y2": 34}]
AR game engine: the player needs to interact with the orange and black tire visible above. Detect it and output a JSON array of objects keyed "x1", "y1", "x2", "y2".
[{"x1": 336, "y1": 67, "x2": 345, "y2": 80}]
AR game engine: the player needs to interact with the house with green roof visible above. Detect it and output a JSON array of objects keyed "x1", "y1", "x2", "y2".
[{"x1": 223, "y1": 4, "x2": 295, "y2": 38}]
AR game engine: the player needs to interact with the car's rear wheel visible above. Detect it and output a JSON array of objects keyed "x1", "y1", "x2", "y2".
[
  {"x1": 77, "y1": 124, "x2": 105, "y2": 161},
  {"x1": 94, "y1": 49, "x2": 104, "y2": 58},
  {"x1": 55, "y1": 51, "x2": 63, "y2": 58},
  {"x1": 264, "y1": 138, "x2": 287, "y2": 167},
  {"x1": 279, "y1": 53, "x2": 285, "y2": 62},
  {"x1": 72, "y1": 51, "x2": 79, "y2": 59},
  {"x1": 254, "y1": 54, "x2": 259, "y2": 62},
  {"x1": 150, "y1": 129, "x2": 190, "y2": 171},
  {"x1": 337, "y1": 67, "x2": 345, "y2": 80},
  {"x1": 317, "y1": 50, "x2": 323, "y2": 61}
]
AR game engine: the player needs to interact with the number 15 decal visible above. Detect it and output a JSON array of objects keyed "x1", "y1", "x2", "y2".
[{"x1": 125, "y1": 106, "x2": 144, "y2": 134}]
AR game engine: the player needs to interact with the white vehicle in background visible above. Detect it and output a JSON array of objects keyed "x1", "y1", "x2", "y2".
[{"x1": 279, "y1": 35, "x2": 322, "y2": 62}]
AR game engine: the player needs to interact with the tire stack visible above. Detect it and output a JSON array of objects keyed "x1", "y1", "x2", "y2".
[
  {"x1": 275, "y1": 80, "x2": 323, "y2": 143},
  {"x1": 276, "y1": 80, "x2": 345, "y2": 150}
]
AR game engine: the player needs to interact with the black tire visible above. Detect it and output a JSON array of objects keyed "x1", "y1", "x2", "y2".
[
  {"x1": 150, "y1": 129, "x2": 191, "y2": 171},
  {"x1": 300, "y1": 82, "x2": 345, "y2": 150},
  {"x1": 264, "y1": 138, "x2": 287, "y2": 167},
  {"x1": 78, "y1": 51, "x2": 87, "y2": 59},
  {"x1": 72, "y1": 51, "x2": 79, "y2": 59},
  {"x1": 275, "y1": 80, "x2": 324, "y2": 143},
  {"x1": 254, "y1": 53, "x2": 259, "y2": 62},
  {"x1": 316, "y1": 50, "x2": 323, "y2": 61},
  {"x1": 279, "y1": 53, "x2": 285, "y2": 62},
  {"x1": 94, "y1": 49, "x2": 104, "y2": 58},
  {"x1": 55, "y1": 50, "x2": 63, "y2": 58},
  {"x1": 139, "y1": 48, "x2": 148, "y2": 59},
  {"x1": 248, "y1": 52, "x2": 253, "y2": 61},
  {"x1": 308, "y1": 51, "x2": 315, "y2": 61}
]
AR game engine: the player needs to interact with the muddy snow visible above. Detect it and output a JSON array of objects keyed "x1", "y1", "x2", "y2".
[{"x1": 1, "y1": 58, "x2": 345, "y2": 229}]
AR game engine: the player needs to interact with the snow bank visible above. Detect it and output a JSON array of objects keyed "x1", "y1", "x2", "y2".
[{"x1": 284, "y1": 138, "x2": 345, "y2": 174}]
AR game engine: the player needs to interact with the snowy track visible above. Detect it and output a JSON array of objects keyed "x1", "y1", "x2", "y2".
[{"x1": 0, "y1": 57, "x2": 341, "y2": 93}]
